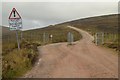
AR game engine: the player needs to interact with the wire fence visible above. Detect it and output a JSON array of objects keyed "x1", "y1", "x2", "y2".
[
  {"x1": 2, "y1": 32, "x2": 74, "y2": 50},
  {"x1": 94, "y1": 32, "x2": 118, "y2": 45},
  {"x1": 2, "y1": 31, "x2": 118, "y2": 50}
]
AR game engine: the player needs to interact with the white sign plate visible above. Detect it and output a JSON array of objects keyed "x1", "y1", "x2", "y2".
[
  {"x1": 9, "y1": 19, "x2": 22, "y2": 30},
  {"x1": 8, "y1": 8, "x2": 22, "y2": 30}
]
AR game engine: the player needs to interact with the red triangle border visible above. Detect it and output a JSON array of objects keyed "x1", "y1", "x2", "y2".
[{"x1": 9, "y1": 8, "x2": 21, "y2": 19}]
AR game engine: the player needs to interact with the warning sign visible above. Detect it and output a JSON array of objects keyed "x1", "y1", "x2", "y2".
[{"x1": 8, "y1": 8, "x2": 22, "y2": 30}]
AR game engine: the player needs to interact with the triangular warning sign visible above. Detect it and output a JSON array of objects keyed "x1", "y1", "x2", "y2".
[{"x1": 9, "y1": 8, "x2": 21, "y2": 19}]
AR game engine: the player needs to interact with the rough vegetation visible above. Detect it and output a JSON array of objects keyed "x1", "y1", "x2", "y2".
[
  {"x1": 2, "y1": 40, "x2": 40, "y2": 78},
  {"x1": 2, "y1": 24, "x2": 81, "y2": 78}
]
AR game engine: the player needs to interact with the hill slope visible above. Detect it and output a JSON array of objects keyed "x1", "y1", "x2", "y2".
[{"x1": 64, "y1": 14, "x2": 118, "y2": 34}]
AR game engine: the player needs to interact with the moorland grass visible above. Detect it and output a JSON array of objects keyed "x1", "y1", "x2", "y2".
[{"x1": 2, "y1": 24, "x2": 82, "y2": 78}]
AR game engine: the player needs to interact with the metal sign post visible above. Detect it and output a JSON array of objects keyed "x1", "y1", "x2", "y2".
[
  {"x1": 16, "y1": 30, "x2": 20, "y2": 50},
  {"x1": 8, "y1": 8, "x2": 22, "y2": 50},
  {"x1": 20, "y1": 21, "x2": 23, "y2": 40}
]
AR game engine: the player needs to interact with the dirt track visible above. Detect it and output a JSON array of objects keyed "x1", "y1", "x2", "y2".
[{"x1": 23, "y1": 26, "x2": 118, "y2": 78}]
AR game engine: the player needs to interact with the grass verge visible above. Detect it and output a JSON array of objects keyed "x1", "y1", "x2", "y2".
[{"x1": 2, "y1": 40, "x2": 40, "y2": 78}]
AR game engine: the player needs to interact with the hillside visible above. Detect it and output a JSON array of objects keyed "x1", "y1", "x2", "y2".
[{"x1": 64, "y1": 14, "x2": 118, "y2": 34}]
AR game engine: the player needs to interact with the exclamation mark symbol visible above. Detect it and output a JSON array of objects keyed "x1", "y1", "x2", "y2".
[{"x1": 13, "y1": 10, "x2": 16, "y2": 17}]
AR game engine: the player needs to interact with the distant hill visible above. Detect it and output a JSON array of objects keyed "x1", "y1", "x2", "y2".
[{"x1": 62, "y1": 14, "x2": 118, "y2": 34}]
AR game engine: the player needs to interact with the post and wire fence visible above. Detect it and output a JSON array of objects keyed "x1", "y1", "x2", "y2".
[
  {"x1": 94, "y1": 32, "x2": 118, "y2": 45},
  {"x1": 3, "y1": 30, "x2": 118, "y2": 52},
  {"x1": 3, "y1": 31, "x2": 76, "y2": 51}
]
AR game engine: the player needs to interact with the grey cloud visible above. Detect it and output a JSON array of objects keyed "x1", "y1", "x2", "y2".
[{"x1": 2, "y1": 2, "x2": 118, "y2": 30}]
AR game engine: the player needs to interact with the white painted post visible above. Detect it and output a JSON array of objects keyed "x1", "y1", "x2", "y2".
[{"x1": 50, "y1": 34, "x2": 53, "y2": 42}]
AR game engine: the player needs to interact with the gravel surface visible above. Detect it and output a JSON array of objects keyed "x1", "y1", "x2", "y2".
[{"x1": 23, "y1": 26, "x2": 118, "y2": 78}]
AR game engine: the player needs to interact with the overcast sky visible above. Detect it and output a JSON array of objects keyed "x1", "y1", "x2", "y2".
[{"x1": 2, "y1": 2, "x2": 118, "y2": 30}]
